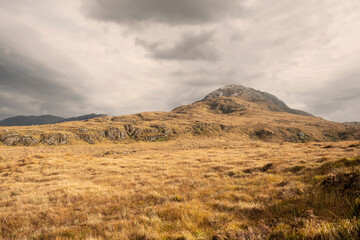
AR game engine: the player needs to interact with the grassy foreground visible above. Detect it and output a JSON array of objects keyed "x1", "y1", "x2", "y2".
[{"x1": 0, "y1": 137, "x2": 360, "y2": 239}]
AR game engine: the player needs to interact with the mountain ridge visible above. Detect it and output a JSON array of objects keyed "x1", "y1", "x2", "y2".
[{"x1": 0, "y1": 113, "x2": 106, "y2": 126}]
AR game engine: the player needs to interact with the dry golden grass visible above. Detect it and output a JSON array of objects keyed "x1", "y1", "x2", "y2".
[
  {"x1": 1, "y1": 98, "x2": 360, "y2": 239},
  {"x1": 1, "y1": 135, "x2": 360, "y2": 239}
]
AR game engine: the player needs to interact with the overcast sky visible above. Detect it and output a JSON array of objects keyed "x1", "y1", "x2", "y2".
[{"x1": 0, "y1": 0, "x2": 359, "y2": 122}]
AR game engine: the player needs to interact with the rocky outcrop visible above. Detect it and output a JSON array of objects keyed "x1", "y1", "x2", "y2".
[
  {"x1": 0, "y1": 131, "x2": 21, "y2": 146},
  {"x1": 21, "y1": 136, "x2": 40, "y2": 146},
  {"x1": 124, "y1": 124, "x2": 143, "y2": 139},
  {"x1": 79, "y1": 133, "x2": 97, "y2": 144},
  {"x1": 102, "y1": 127, "x2": 127, "y2": 141},
  {"x1": 124, "y1": 124, "x2": 135, "y2": 136},
  {"x1": 150, "y1": 124, "x2": 172, "y2": 135},
  {"x1": 0, "y1": 131, "x2": 39, "y2": 146},
  {"x1": 41, "y1": 133, "x2": 70, "y2": 145},
  {"x1": 142, "y1": 124, "x2": 173, "y2": 141}
]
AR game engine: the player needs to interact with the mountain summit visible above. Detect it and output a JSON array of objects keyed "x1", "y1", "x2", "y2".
[{"x1": 202, "y1": 84, "x2": 312, "y2": 116}]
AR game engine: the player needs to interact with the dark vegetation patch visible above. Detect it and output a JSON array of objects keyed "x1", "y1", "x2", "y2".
[
  {"x1": 243, "y1": 163, "x2": 275, "y2": 174},
  {"x1": 264, "y1": 156, "x2": 360, "y2": 239}
]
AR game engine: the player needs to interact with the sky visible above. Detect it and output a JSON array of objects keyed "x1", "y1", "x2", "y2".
[{"x1": 0, "y1": 0, "x2": 359, "y2": 122}]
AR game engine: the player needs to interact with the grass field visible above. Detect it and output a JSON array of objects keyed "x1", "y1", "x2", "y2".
[{"x1": 1, "y1": 136, "x2": 359, "y2": 239}]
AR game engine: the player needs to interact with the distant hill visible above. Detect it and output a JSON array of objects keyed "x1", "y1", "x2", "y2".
[
  {"x1": 60, "y1": 114, "x2": 106, "y2": 123},
  {"x1": 0, "y1": 114, "x2": 106, "y2": 126}
]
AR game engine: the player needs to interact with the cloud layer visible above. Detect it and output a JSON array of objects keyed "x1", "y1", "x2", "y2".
[
  {"x1": 83, "y1": 0, "x2": 242, "y2": 25},
  {"x1": 0, "y1": 0, "x2": 359, "y2": 122},
  {"x1": 135, "y1": 31, "x2": 219, "y2": 61}
]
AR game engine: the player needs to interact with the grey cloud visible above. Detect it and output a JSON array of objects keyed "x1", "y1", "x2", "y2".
[
  {"x1": 135, "y1": 31, "x2": 219, "y2": 61},
  {"x1": 0, "y1": 46, "x2": 86, "y2": 119},
  {"x1": 83, "y1": 0, "x2": 242, "y2": 26},
  {"x1": 164, "y1": 68, "x2": 265, "y2": 109},
  {"x1": 172, "y1": 68, "x2": 237, "y2": 87},
  {"x1": 305, "y1": 70, "x2": 360, "y2": 122}
]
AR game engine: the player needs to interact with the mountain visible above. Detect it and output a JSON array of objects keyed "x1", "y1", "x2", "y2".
[
  {"x1": 0, "y1": 115, "x2": 65, "y2": 126},
  {"x1": 1, "y1": 84, "x2": 359, "y2": 146},
  {"x1": 0, "y1": 114, "x2": 106, "y2": 126},
  {"x1": 59, "y1": 114, "x2": 107, "y2": 123},
  {"x1": 201, "y1": 84, "x2": 312, "y2": 116}
]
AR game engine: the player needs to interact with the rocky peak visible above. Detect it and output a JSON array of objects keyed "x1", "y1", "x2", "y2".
[
  {"x1": 203, "y1": 85, "x2": 285, "y2": 107},
  {"x1": 203, "y1": 84, "x2": 312, "y2": 116}
]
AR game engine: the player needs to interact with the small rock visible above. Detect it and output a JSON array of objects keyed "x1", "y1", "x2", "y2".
[
  {"x1": 78, "y1": 128, "x2": 89, "y2": 133},
  {"x1": 298, "y1": 132, "x2": 305, "y2": 138}
]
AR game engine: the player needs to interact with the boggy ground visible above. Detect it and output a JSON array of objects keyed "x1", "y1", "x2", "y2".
[{"x1": 1, "y1": 136, "x2": 360, "y2": 239}]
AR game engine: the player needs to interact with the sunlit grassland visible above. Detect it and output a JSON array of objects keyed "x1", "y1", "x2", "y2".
[{"x1": 0, "y1": 137, "x2": 359, "y2": 239}]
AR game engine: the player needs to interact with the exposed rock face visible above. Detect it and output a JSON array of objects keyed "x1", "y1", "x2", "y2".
[
  {"x1": 203, "y1": 84, "x2": 312, "y2": 116},
  {"x1": 79, "y1": 134, "x2": 97, "y2": 144},
  {"x1": 21, "y1": 136, "x2": 40, "y2": 146},
  {"x1": 124, "y1": 124, "x2": 135, "y2": 135},
  {"x1": 131, "y1": 128, "x2": 143, "y2": 139},
  {"x1": 208, "y1": 98, "x2": 246, "y2": 114},
  {"x1": 0, "y1": 131, "x2": 39, "y2": 146},
  {"x1": 124, "y1": 124, "x2": 143, "y2": 139},
  {"x1": 103, "y1": 127, "x2": 127, "y2": 141},
  {"x1": 143, "y1": 124, "x2": 173, "y2": 141},
  {"x1": 41, "y1": 133, "x2": 70, "y2": 145},
  {"x1": 150, "y1": 124, "x2": 172, "y2": 135},
  {"x1": 1, "y1": 131, "x2": 21, "y2": 146}
]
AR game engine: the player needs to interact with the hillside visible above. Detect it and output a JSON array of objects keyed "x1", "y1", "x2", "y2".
[
  {"x1": 0, "y1": 85, "x2": 360, "y2": 239},
  {"x1": 0, "y1": 85, "x2": 359, "y2": 146}
]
